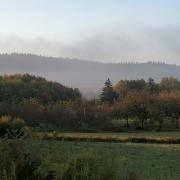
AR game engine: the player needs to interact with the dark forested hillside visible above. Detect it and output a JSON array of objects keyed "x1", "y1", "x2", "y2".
[
  {"x1": 0, "y1": 53, "x2": 180, "y2": 98},
  {"x1": 0, "y1": 74, "x2": 81, "y2": 103}
]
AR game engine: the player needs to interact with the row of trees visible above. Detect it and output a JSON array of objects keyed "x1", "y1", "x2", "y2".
[
  {"x1": 0, "y1": 99, "x2": 111, "y2": 131},
  {"x1": 100, "y1": 77, "x2": 180, "y2": 130},
  {"x1": 0, "y1": 74, "x2": 180, "y2": 132},
  {"x1": 0, "y1": 92, "x2": 180, "y2": 131},
  {"x1": 101, "y1": 77, "x2": 180, "y2": 103},
  {"x1": 113, "y1": 91, "x2": 180, "y2": 130}
]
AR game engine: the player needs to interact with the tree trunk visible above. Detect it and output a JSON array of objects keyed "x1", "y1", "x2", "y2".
[
  {"x1": 126, "y1": 116, "x2": 129, "y2": 127},
  {"x1": 159, "y1": 121, "x2": 162, "y2": 131},
  {"x1": 175, "y1": 118, "x2": 179, "y2": 129},
  {"x1": 141, "y1": 119, "x2": 144, "y2": 129}
]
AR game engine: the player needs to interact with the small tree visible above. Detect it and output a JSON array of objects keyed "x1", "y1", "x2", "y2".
[
  {"x1": 101, "y1": 78, "x2": 117, "y2": 103},
  {"x1": 160, "y1": 77, "x2": 179, "y2": 92},
  {"x1": 146, "y1": 78, "x2": 159, "y2": 94},
  {"x1": 149, "y1": 100, "x2": 164, "y2": 131},
  {"x1": 114, "y1": 80, "x2": 128, "y2": 99}
]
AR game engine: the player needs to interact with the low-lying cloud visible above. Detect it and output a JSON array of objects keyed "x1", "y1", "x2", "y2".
[{"x1": 0, "y1": 25, "x2": 180, "y2": 64}]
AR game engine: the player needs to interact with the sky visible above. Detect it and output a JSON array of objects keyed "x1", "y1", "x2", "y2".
[{"x1": 0, "y1": 0, "x2": 180, "y2": 64}]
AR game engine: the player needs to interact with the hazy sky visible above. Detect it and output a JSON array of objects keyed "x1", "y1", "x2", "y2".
[{"x1": 0, "y1": 0, "x2": 180, "y2": 63}]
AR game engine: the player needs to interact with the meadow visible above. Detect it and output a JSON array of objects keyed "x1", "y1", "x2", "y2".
[
  {"x1": 24, "y1": 139, "x2": 180, "y2": 180},
  {"x1": 1, "y1": 131, "x2": 180, "y2": 179}
]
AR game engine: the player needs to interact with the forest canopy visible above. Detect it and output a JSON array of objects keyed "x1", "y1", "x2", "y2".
[
  {"x1": 0, "y1": 74, "x2": 180, "y2": 132},
  {"x1": 0, "y1": 74, "x2": 81, "y2": 103}
]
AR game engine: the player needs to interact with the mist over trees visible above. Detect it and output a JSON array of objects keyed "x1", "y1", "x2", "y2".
[{"x1": 1, "y1": 53, "x2": 180, "y2": 98}]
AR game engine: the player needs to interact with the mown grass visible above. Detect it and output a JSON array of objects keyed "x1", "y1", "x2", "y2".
[
  {"x1": 59, "y1": 131, "x2": 180, "y2": 137},
  {"x1": 37, "y1": 131, "x2": 180, "y2": 144},
  {"x1": 25, "y1": 140, "x2": 180, "y2": 180}
]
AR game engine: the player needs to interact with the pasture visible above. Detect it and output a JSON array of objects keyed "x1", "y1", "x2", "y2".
[
  {"x1": 25, "y1": 139, "x2": 180, "y2": 179},
  {"x1": 1, "y1": 131, "x2": 180, "y2": 179}
]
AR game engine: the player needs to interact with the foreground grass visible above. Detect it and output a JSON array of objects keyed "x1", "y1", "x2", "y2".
[{"x1": 25, "y1": 140, "x2": 180, "y2": 180}]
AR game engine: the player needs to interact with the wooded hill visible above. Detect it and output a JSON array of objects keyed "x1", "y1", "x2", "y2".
[
  {"x1": 0, "y1": 74, "x2": 81, "y2": 103},
  {"x1": 0, "y1": 53, "x2": 180, "y2": 98}
]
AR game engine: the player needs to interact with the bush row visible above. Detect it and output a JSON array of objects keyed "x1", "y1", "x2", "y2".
[{"x1": 42, "y1": 133, "x2": 180, "y2": 144}]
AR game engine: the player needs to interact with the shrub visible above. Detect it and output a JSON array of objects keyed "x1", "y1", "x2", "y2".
[
  {"x1": 0, "y1": 116, "x2": 27, "y2": 137},
  {"x1": 0, "y1": 140, "x2": 41, "y2": 180},
  {"x1": 0, "y1": 116, "x2": 12, "y2": 136}
]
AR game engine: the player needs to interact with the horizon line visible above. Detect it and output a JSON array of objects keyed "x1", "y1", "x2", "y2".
[{"x1": 0, "y1": 52, "x2": 178, "y2": 66}]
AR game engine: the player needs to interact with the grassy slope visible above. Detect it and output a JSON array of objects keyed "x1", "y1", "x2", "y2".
[{"x1": 26, "y1": 140, "x2": 180, "y2": 179}]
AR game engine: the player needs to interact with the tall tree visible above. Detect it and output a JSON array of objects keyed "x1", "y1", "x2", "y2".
[
  {"x1": 101, "y1": 78, "x2": 117, "y2": 103},
  {"x1": 114, "y1": 80, "x2": 128, "y2": 99},
  {"x1": 146, "y1": 78, "x2": 159, "y2": 94}
]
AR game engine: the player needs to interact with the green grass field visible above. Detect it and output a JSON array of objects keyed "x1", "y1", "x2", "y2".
[{"x1": 25, "y1": 139, "x2": 180, "y2": 180}]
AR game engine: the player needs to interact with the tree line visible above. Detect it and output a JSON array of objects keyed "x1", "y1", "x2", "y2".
[
  {"x1": 1, "y1": 74, "x2": 180, "y2": 133},
  {"x1": 101, "y1": 77, "x2": 180, "y2": 131}
]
